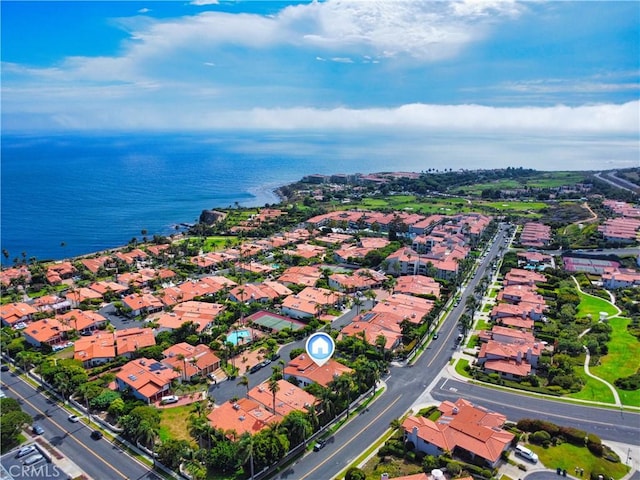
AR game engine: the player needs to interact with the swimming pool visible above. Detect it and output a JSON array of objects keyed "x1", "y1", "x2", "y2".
[{"x1": 227, "y1": 329, "x2": 251, "y2": 346}]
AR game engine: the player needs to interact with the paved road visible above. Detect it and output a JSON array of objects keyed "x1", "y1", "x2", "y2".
[
  {"x1": 2, "y1": 371, "x2": 161, "y2": 480},
  {"x1": 431, "y1": 379, "x2": 640, "y2": 446}
]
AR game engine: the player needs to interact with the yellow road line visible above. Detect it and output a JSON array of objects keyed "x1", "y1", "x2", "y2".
[
  {"x1": 299, "y1": 394, "x2": 403, "y2": 480},
  {"x1": 11, "y1": 379, "x2": 130, "y2": 480}
]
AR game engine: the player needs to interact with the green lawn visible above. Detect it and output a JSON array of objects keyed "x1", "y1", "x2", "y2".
[
  {"x1": 528, "y1": 442, "x2": 629, "y2": 479},
  {"x1": 159, "y1": 404, "x2": 200, "y2": 444},
  {"x1": 525, "y1": 172, "x2": 588, "y2": 188},
  {"x1": 592, "y1": 317, "x2": 640, "y2": 407},
  {"x1": 567, "y1": 371, "x2": 616, "y2": 404},
  {"x1": 481, "y1": 200, "x2": 548, "y2": 212},
  {"x1": 576, "y1": 291, "x2": 619, "y2": 319},
  {"x1": 475, "y1": 319, "x2": 490, "y2": 330}
]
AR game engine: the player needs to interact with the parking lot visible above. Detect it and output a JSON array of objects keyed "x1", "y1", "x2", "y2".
[{"x1": 0, "y1": 443, "x2": 67, "y2": 480}]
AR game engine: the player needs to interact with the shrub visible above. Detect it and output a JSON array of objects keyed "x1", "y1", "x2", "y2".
[
  {"x1": 345, "y1": 467, "x2": 366, "y2": 480},
  {"x1": 558, "y1": 425, "x2": 588, "y2": 446},
  {"x1": 530, "y1": 430, "x2": 552, "y2": 445}
]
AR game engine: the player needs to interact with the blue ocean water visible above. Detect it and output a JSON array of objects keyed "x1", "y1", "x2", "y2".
[{"x1": 2, "y1": 131, "x2": 637, "y2": 265}]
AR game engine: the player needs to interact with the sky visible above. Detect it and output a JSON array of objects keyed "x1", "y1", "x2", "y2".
[{"x1": 1, "y1": 0, "x2": 639, "y2": 142}]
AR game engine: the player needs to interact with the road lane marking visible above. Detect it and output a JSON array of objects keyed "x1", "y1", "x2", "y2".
[
  {"x1": 299, "y1": 394, "x2": 403, "y2": 480},
  {"x1": 433, "y1": 388, "x2": 640, "y2": 429},
  {"x1": 11, "y1": 377, "x2": 130, "y2": 479}
]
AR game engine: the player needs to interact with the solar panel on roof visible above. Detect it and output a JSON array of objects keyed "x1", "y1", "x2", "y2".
[{"x1": 149, "y1": 362, "x2": 165, "y2": 371}]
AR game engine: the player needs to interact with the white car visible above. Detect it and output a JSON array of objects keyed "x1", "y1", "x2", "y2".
[
  {"x1": 24, "y1": 453, "x2": 44, "y2": 465},
  {"x1": 68, "y1": 414, "x2": 80, "y2": 423},
  {"x1": 515, "y1": 444, "x2": 539, "y2": 463},
  {"x1": 16, "y1": 445, "x2": 37, "y2": 458}
]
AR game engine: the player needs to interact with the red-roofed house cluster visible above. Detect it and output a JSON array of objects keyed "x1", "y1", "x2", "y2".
[{"x1": 403, "y1": 398, "x2": 514, "y2": 468}]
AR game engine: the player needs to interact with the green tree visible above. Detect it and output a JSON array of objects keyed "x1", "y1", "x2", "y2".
[
  {"x1": 156, "y1": 439, "x2": 190, "y2": 469},
  {"x1": 238, "y1": 375, "x2": 250, "y2": 395},
  {"x1": 206, "y1": 438, "x2": 240, "y2": 473},
  {"x1": 279, "y1": 410, "x2": 312, "y2": 447},
  {"x1": 268, "y1": 376, "x2": 280, "y2": 414},
  {"x1": 345, "y1": 467, "x2": 366, "y2": 480}
]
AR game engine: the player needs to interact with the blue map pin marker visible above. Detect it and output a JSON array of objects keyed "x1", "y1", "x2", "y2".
[{"x1": 305, "y1": 332, "x2": 335, "y2": 367}]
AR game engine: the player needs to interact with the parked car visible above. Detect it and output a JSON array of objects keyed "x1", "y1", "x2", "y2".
[
  {"x1": 1, "y1": 364, "x2": 10, "y2": 372},
  {"x1": 515, "y1": 444, "x2": 538, "y2": 463},
  {"x1": 90, "y1": 430, "x2": 103, "y2": 440},
  {"x1": 432, "y1": 333, "x2": 439, "y2": 340},
  {"x1": 160, "y1": 395, "x2": 179, "y2": 405},
  {"x1": 249, "y1": 364, "x2": 262, "y2": 374},
  {"x1": 313, "y1": 440, "x2": 326, "y2": 452},
  {"x1": 24, "y1": 454, "x2": 44, "y2": 466},
  {"x1": 68, "y1": 414, "x2": 80, "y2": 423},
  {"x1": 32, "y1": 424, "x2": 44, "y2": 435},
  {"x1": 16, "y1": 445, "x2": 37, "y2": 458}
]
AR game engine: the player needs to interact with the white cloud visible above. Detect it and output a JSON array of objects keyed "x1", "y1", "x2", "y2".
[
  {"x1": 4, "y1": 95, "x2": 636, "y2": 134},
  {"x1": 190, "y1": 0, "x2": 219, "y2": 5},
  {"x1": 330, "y1": 57, "x2": 354, "y2": 63},
  {"x1": 138, "y1": 8, "x2": 151, "y2": 14}
]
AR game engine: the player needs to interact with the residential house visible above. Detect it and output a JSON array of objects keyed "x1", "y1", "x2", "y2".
[
  {"x1": 121, "y1": 292, "x2": 164, "y2": 317},
  {"x1": 46, "y1": 262, "x2": 76, "y2": 284},
  {"x1": 284, "y1": 354, "x2": 353, "y2": 388},
  {"x1": 247, "y1": 379, "x2": 318, "y2": 416},
  {"x1": 393, "y1": 275, "x2": 441, "y2": 298},
  {"x1": 115, "y1": 327, "x2": 156, "y2": 358},
  {"x1": 341, "y1": 311, "x2": 404, "y2": 350},
  {"x1": 0, "y1": 302, "x2": 38, "y2": 328},
  {"x1": 0, "y1": 266, "x2": 31, "y2": 288},
  {"x1": 281, "y1": 286, "x2": 344, "y2": 320},
  {"x1": 328, "y1": 268, "x2": 387, "y2": 293},
  {"x1": 372, "y1": 293, "x2": 434, "y2": 324},
  {"x1": 162, "y1": 342, "x2": 220, "y2": 381},
  {"x1": 155, "y1": 301, "x2": 225, "y2": 333},
  {"x1": 277, "y1": 266, "x2": 323, "y2": 287},
  {"x1": 519, "y1": 222, "x2": 552, "y2": 248},
  {"x1": 114, "y1": 248, "x2": 148, "y2": 264},
  {"x1": 23, "y1": 318, "x2": 70, "y2": 347},
  {"x1": 32, "y1": 295, "x2": 71, "y2": 315},
  {"x1": 402, "y1": 398, "x2": 514, "y2": 468},
  {"x1": 207, "y1": 398, "x2": 278, "y2": 437},
  {"x1": 229, "y1": 281, "x2": 292, "y2": 304},
  {"x1": 74, "y1": 332, "x2": 117, "y2": 367},
  {"x1": 65, "y1": 287, "x2": 103, "y2": 308},
  {"x1": 56, "y1": 309, "x2": 107, "y2": 334},
  {"x1": 115, "y1": 358, "x2": 179, "y2": 404},
  {"x1": 88, "y1": 280, "x2": 128, "y2": 299},
  {"x1": 602, "y1": 268, "x2": 640, "y2": 289},
  {"x1": 503, "y1": 268, "x2": 547, "y2": 286}
]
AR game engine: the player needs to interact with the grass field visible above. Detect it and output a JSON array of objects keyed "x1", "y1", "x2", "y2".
[
  {"x1": 576, "y1": 291, "x2": 619, "y2": 318},
  {"x1": 568, "y1": 371, "x2": 616, "y2": 404},
  {"x1": 528, "y1": 442, "x2": 629, "y2": 479},
  {"x1": 591, "y1": 317, "x2": 640, "y2": 407},
  {"x1": 159, "y1": 404, "x2": 199, "y2": 444}
]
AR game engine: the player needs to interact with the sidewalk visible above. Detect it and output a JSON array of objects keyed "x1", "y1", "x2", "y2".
[{"x1": 31, "y1": 432, "x2": 88, "y2": 480}]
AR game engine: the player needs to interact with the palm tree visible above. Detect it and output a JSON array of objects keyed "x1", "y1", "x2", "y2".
[
  {"x1": 268, "y1": 376, "x2": 280, "y2": 414},
  {"x1": 237, "y1": 375, "x2": 250, "y2": 396},
  {"x1": 306, "y1": 403, "x2": 320, "y2": 432},
  {"x1": 318, "y1": 387, "x2": 336, "y2": 422},
  {"x1": 353, "y1": 297, "x2": 364, "y2": 316},
  {"x1": 136, "y1": 420, "x2": 159, "y2": 465},
  {"x1": 191, "y1": 400, "x2": 206, "y2": 418},
  {"x1": 239, "y1": 432, "x2": 255, "y2": 479},
  {"x1": 188, "y1": 415, "x2": 210, "y2": 448}
]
